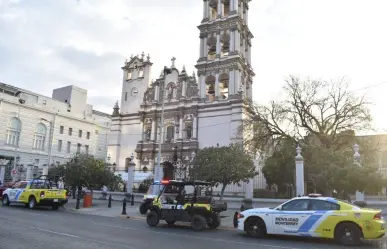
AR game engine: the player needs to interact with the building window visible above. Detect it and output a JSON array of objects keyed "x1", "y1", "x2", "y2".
[
  {"x1": 79, "y1": 130, "x2": 82, "y2": 138},
  {"x1": 85, "y1": 145, "x2": 89, "y2": 155},
  {"x1": 60, "y1": 126, "x2": 64, "y2": 134},
  {"x1": 68, "y1": 128, "x2": 72, "y2": 136},
  {"x1": 77, "y1": 143, "x2": 81, "y2": 153},
  {"x1": 58, "y1": 140, "x2": 62, "y2": 152},
  {"x1": 5, "y1": 117, "x2": 21, "y2": 147},
  {"x1": 86, "y1": 132, "x2": 90, "y2": 139},
  {"x1": 33, "y1": 123, "x2": 47, "y2": 150},
  {"x1": 67, "y1": 142, "x2": 71, "y2": 153},
  {"x1": 166, "y1": 126, "x2": 174, "y2": 143}
]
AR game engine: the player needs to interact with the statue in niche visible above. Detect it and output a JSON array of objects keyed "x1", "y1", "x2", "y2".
[
  {"x1": 167, "y1": 86, "x2": 173, "y2": 100},
  {"x1": 186, "y1": 124, "x2": 192, "y2": 139},
  {"x1": 176, "y1": 82, "x2": 182, "y2": 99},
  {"x1": 145, "y1": 128, "x2": 151, "y2": 141}
]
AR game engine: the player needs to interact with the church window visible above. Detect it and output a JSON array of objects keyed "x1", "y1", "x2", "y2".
[
  {"x1": 207, "y1": 37, "x2": 217, "y2": 60},
  {"x1": 127, "y1": 70, "x2": 132, "y2": 80},
  {"x1": 33, "y1": 123, "x2": 47, "y2": 150},
  {"x1": 125, "y1": 92, "x2": 128, "y2": 101},
  {"x1": 221, "y1": 33, "x2": 230, "y2": 57},
  {"x1": 223, "y1": 0, "x2": 230, "y2": 16},
  {"x1": 205, "y1": 75, "x2": 216, "y2": 102},
  {"x1": 219, "y1": 73, "x2": 229, "y2": 100},
  {"x1": 138, "y1": 68, "x2": 144, "y2": 78},
  {"x1": 166, "y1": 126, "x2": 174, "y2": 143},
  {"x1": 209, "y1": 0, "x2": 217, "y2": 21}
]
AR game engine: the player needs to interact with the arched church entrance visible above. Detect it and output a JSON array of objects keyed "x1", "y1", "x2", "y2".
[{"x1": 162, "y1": 161, "x2": 174, "y2": 180}]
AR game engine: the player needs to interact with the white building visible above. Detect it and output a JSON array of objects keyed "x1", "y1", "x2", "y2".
[
  {"x1": 109, "y1": 0, "x2": 257, "y2": 192},
  {"x1": 0, "y1": 83, "x2": 111, "y2": 182}
]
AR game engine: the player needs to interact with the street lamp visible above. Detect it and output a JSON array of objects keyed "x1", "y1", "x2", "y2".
[
  {"x1": 155, "y1": 66, "x2": 173, "y2": 181},
  {"x1": 41, "y1": 110, "x2": 59, "y2": 175}
]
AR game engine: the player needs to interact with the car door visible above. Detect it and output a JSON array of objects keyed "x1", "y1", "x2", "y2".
[
  {"x1": 7, "y1": 182, "x2": 22, "y2": 202},
  {"x1": 308, "y1": 199, "x2": 340, "y2": 235},
  {"x1": 273, "y1": 199, "x2": 314, "y2": 235},
  {"x1": 17, "y1": 182, "x2": 29, "y2": 203}
]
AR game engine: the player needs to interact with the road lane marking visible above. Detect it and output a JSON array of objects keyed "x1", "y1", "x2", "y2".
[
  {"x1": 92, "y1": 222, "x2": 301, "y2": 249},
  {"x1": 3, "y1": 219, "x2": 139, "y2": 249},
  {"x1": 4, "y1": 220, "x2": 80, "y2": 238}
]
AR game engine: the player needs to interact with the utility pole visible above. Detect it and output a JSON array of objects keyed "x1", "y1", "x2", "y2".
[{"x1": 154, "y1": 66, "x2": 172, "y2": 182}]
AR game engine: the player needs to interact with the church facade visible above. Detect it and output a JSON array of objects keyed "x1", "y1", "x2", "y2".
[{"x1": 108, "y1": 0, "x2": 255, "y2": 182}]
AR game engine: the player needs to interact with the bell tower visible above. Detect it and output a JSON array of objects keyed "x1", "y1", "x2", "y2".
[{"x1": 195, "y1": 0, "x2": 254, "y2": 102}]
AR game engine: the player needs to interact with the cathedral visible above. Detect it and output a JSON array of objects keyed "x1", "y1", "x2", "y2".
[{"x1": 108, "y1": 0, "x2": 254, "y2": 181}]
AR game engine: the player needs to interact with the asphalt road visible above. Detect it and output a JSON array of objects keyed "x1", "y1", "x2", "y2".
[{"x1": 1, "y1": 205, "x2": 387, "y2": 249}]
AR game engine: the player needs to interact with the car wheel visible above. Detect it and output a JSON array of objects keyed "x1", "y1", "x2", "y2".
[
  {"x1": 28, "y1": 196, "x2": 37, "y2": 209},
  {"x1": 335, "y1": 222, "x2": 362, "y2": 246},
  {"x1": 2, "y1": 195, "x2": 10, "y2": 206},
  {"x1": 147, "y1": 211, "x2": 159, "y2": 227},
  {"x1": 207, "y1": 213, "x2": 221, "y2": 229},
  {"x1": 139, "y1": 203, "x2": 148, "y2": 214},
  {"x1": 191, "y1": 214, "x2": 206, "y2": 231},
  {"x1": 245, "y1": 217, "x2": 267, "y2": 238}
]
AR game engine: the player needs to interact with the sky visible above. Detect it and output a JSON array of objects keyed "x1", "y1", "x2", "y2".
[{"x1": 1, "y1": 0, "x2": 387, "y2": 134}]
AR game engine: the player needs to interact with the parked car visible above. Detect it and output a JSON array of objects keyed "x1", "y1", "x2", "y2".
[{"x1": 0, "y1": 182, "x2": 16, "y2": 200}]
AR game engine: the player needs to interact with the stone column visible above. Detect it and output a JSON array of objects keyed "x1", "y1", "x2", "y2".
[
  {"x1": 229, "y1": 70, "x2": 235, "y2": 96},
  {"x1": 233, "y1": 0, "x2": 238, "y2": 14},
  {"x1": 154, "y1": 84, "x2": 159, "y2": 101},
  {"x1": 354, "y1": 144, "x2": 366, "y2": 206},
  {"x1": 295, "y1": 145, "x2": 305, "y2": 197},
  {"x1": 193, "y1": 116, "x2": 198, "y2": 139},
  {"x1": 203, "y1": 36, "x2": 208, "y2": 58},
  {"x1": 26, "y1": 164, "x2": 34, "y2": 181},
  {"x1": 235, "y1": 30, "x2": 240, "y2": 52},
  {"x1": 200, "y1": 38, "x2": 204, "y2": 58},
  {"x1": 200, "y1": 74, "x2": 206, "y2": 99},
  {"x1": 230, "y1": 0, "x2": 234, "y2": 11},
  {"x1": 216, "y1": 33, "x2": 221, "y2": 56},
  {"x1": 140, "y1": 118, "x2": 145, "y2": 141},
  {"x1": 217, "y1": 0, "x2": 222, "y2": 17},
  {"x1": 179, "y1": 117, "x2": 183, "y2": 139},
  {"x1": 182, "y1": 80, "x2": 187, "y2": 97},
  {"x1": 215, "y1": 73, "x2": 220, "y2": 98},
  {"x1": 229, "y1": 30, "x2": 235, "y2": 53},
  {"x1": 126, "y1": 157, "x2": 136, "y2": 194},
  {"x1": 151, "y1": 120, "x2": 156, "y2": 141},
  {"x1": 204, "y1": 0, "x2": 209, "y2": 19},
  {"x1": 0, "y1": 159, "x2": 9, "y2": 185}
]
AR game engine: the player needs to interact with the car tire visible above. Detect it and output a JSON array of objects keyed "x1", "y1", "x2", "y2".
[
  {"x1": 207, "y1": 213, "x2": 221, "y2": 229},
  {"x1": 139, "y1": 203, "x2": 148, "y2": 214},
  {"x1": 245, "y1": 217, "x2": 267, "y2": 238},
  {"x1": 147, "y1": 211, "x2": 159, "y2": 227},
  {"x1": 2, "y1": 195, "x2": 10, "y2": 206},
  {"x1": 334, "y1": 222, "x2": 362, "y2": 246},
  {"x1": 191, "y1": 214, "x2": 207, "y2": 231},
  {"x1": 28, "y1": 196, "x2": 37, "y2": 209}
]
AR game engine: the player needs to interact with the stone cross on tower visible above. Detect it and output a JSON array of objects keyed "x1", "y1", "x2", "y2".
[{"x1": 171, "y1": 57, "x2": 176, "y2": 67}]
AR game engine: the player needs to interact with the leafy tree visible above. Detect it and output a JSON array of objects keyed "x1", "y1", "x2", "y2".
[
  {"x1": 48, "y1": 153, "x2": 123, "y2": 192},
  {"x1": 242, "y1": 76, "x2": 383, "y2": 195},
  {"x1": 189, "y1": 143, "x2": 258, "y2": 200}
]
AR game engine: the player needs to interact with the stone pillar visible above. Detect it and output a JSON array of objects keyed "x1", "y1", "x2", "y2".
[
  {"x1": 0, "y1": 159, "x2": 9, "y2": 185},
  {"x1": 154, "y1": 85, "x2": 159, "y2": 101},
  {"x1": 295, "y1": 145, "x2": 305, "y2": 197},
  {"x1": 233, "y1": 0, "x2": 238, "y2": 14},
  {"x1": 182, "y1": 80, "x2": 187, "y2": 97},
  {"x1": 204, "y1": 0, "x2": 209, "y2": 19},
  {"x1": 200, "y1": 74, "x2": 206, "y2": 99},
  {"x1": 216, "y1": 33, "x2": 221, "y2": 56},
  {"x1": 354, "y1": 144, "x2": 366, "y2": 206},
  {"x1": 200, "y1": 38, "x2": 204, "y2": 58},
  {"x1": 203, "y1": 36, "x2": 208, "y2": 58},
  {"x1": 193, "y1": 116, "x2": 197, "y2": 139},
  {"x1": 229, "y1": 30, "x2": 235, "y2": 53},
  {"x1": 217, "y1": 0, "x2": 222, "y2": 17},
  {"x1": 179, "y1": 118, "x2": 183, "y2": 139},
  {"x1": 126, "y1": 158, "x2": 136, "y2": 194},
  {"x1": 229, "y1": 70, "x2": 235, "y2": 95},
  {"x1": 235, "y1": 30, "x2": 240, "y2": 52},
  {"x1": 230, "y1": 0, "x2": 234, "y2": 11},
  {"x1": 151, "y1": 118, "x2": 156, "y2": 141},
  {"x1": 26, "y1": 164, "x2": 34, "y2": 181},
  {"x1": 140, "y1": 118, "x2": 145, "y2": 141},
  {"x1": 215, "y1": 73, "x2": 220, "y2": 98}
]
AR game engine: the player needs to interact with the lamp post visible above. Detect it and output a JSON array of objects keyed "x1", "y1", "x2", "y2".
[
  {"x1": 41, "y1": 111, "x2": 58, "y2": 175},
  {"x1": 12, "y1": 92, "x2": 25, "y2": 181},
  {"x1": 155, "y1": 66, "x2": 173, "y2": 181}
]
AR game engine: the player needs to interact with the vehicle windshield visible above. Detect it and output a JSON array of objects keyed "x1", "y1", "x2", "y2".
[{"x1": 146, "y1": 184, "x2": 163, "y2": 195}]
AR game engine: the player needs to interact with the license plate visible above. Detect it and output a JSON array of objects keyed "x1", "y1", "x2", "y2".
[{"x1": 54, "y1": 199, "x2": 58, "y2": 202}]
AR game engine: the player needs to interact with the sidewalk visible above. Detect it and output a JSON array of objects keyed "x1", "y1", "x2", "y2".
[{"x1": 63, "y1": 199, "x2": 237, "y2": 228}]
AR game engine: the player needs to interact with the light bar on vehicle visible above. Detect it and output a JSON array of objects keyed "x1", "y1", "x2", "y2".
[
  {"x1": 161, "y1": 180, "x2": 170, "y2": 184},
  {"x1": 308, "y1": 193, "x2": 322, "y2": 197}
]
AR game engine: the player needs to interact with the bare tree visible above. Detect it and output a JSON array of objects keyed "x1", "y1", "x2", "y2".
[{"x1": 242, "y1": 76, "x2": 372, "y2": 152}]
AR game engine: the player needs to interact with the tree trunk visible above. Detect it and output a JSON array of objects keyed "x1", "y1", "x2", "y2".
[{"x1": 220, "y1": 184, "x2": 227, "y2": 200}]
